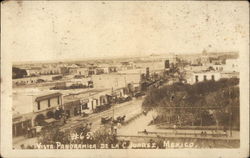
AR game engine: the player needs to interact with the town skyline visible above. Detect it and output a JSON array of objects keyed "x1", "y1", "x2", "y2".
[{"x1": 12, "y1": 51, "x2": 239, "y2": 66}]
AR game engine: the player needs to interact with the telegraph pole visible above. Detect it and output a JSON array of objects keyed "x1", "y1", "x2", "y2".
[
  {"x1": 124, "y1": 76, "x2": 127, "y2": 86},
  {"x1": 229, "y1": 107, "x2": 232, "y2": 137},
  {"x1": 229, "y1": 88, "x2": 232, "y2": 137},
  {"x1": 111, "y1": 86, "x2": 114, "y2": 135},
  {"x1": 200, "y1": 109, "x2": 203, "y2": 127},
  {"x1": 111, "y1": 87, "x2": 114, "y2": 120}
]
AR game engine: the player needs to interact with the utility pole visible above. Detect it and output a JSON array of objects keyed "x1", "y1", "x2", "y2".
[
  {"x1": 229, "y1": 88, "x2": 233, "y2": 137},
  {"x1": 230, "y1": 108, "x2": 232, "y2": 137},
  {"x1": 115, "y1": 78, "x2": 118, "y2": 88},
  {"x1": 111, "y1": 87, "x2": 114, "y2": 121},
  {"x1": 111, "y1": 86, "x2": 114, "y2": 135},
  {"x1": 113, "y1": 105, "x2": 115, "y2": 122},
  {"x1": 200, "y1": 109, "x2": 203, "y2": 127},
  {"x1": 124, "y1": 76, "x2": 127, "y2": 86}
]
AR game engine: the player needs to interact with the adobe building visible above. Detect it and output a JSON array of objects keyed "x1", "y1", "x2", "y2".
[
  {"x1": 186, "y1": 71, "x2": 221, "y2": 84},
  {"x1": 12, "y1": 89, "x2": 63, "y2": 137}
]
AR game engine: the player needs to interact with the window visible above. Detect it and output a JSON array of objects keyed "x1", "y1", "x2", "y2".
[
  {"x1": 48, "y1": 99, "x2": 51, "y2": 107},
  {"x1": 195, "y1": 75, "x2": 199, "y2": 82},
  {"x1": 165, "y1": 60, "x2": 170, "y2": 69},
  {"x1": 38, "y1": 101, "x2": 41, "y2": 110},
  {"x1": 82, "y1": 103, "x2": 87, "y2": 109},
  {"x1": 96, "y1": 99, "x2": 98, "y2": 105},
  {"x1": 57, "y1": 96, "x2": 60, "y2": 105},
  {"x1": 211, "y1": 75, "x2": 215, "y2": 81},
  {"x1": 203, "y1": 75, "x2": 207, "y2": 81}
]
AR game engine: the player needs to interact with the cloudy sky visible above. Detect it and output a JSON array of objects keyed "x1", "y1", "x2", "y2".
[{"x1": 1, "y1": 1, "x2": 249, "y2": 62}]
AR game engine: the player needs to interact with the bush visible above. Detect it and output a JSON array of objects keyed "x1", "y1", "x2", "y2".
[
  {"x1": 46, "y1": 111, "x2": 54, "y2": 118},
  {"x1": 35, "y1": 114, "x2": 45, "y2": 126},
  {"x1": 12, "y1": 67, "x2": 27, "y2": 79}
]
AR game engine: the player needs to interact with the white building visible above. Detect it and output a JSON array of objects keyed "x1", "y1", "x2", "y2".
[
  {"x1": 92, "y1": 73, "x2": 141, "y2": 89},
  {"x1": 223, "y1": 59, "x2": 239, "y2": 72},
  {"x1": 76, "y1": 68, "x2": 89, "y2": 76},
  {"x1": 186, "y1": 71, "x2": 221, "y2": 84},
  {"x1": 26, "y1": 67, "x2": 42, "y2": 76},
  {"x1": 12, "y1": 75, "x2": 57, "y2": 86},
  {"x1": 12, "y1": 89, "x2": 63, "y2": 137}
]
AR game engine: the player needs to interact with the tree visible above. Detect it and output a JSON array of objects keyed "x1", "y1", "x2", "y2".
[
  {"x1": 12, "y1": 67, "x2": 27, "y2": 79},
  {"x1": 46, "y1": 111, "x2": 54, "y2": 118},
  {"x1": 35, "y1": 114, "x2": 45, "y2": 126},
  {"x1": 142, "y1": 78, "x2": 239, "y2": 128}
]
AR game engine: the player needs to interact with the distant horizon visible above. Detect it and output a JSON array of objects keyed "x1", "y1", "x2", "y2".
[{"x1": 12, "y1": 51, "x2": 239, "y2": 65}]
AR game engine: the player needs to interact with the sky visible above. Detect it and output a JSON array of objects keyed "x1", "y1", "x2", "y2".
[{"x1": 1, "y1": 1, "x2": 249, "y2": 62}]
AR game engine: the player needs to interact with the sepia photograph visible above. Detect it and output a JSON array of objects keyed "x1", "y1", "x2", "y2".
[{"x1": 1, "y1": 1, "x2": 249, "y2": 158}]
